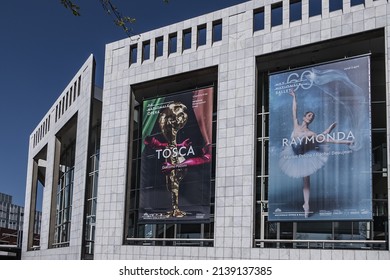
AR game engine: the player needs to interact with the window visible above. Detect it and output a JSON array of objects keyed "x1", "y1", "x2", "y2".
[
  {"x1": 168, "y1": 32, "x2": 177, "y2": 55},
  {"x1": 73, "y1": 80, "x2": 77, "y2": 101},
  {"x1": 271, "y1": 2, "x2": 283, "y2": 27},
  {"x1": 53, "y1": 142, "x2": 75, "y2": 248},
  {"x1": 253, "y1": 8, "x2": 265, "y2": 31},
  {"x1": 83, "y1": 124, "x2": 100, "y2": 259},
  {"x1": 155, "y1": 37, "x2": 164, "y2": 58},
  {"x1": 125, "y1": 84, "x2": 217, "y2": 247},
  {"x1": 309, "y1": 0, "x2": 322, "y2": 17},
  {"x1": 27, "y1": 146, "x2": 46, "y2": 250},
  {"x1": 290, "y1": 0, "x2": 302, "y2": 22},
  {"x1": 62, "y1": 96, "x2": 65, "y2": 115},
  {"x1": 77, "y1": 76, "x2": 81, "y2": 96},
  {"x1": 69, "y1": 87, "x2": 73, "y2": 106},
  {"x1": 351, "y1": 0, "x2": 365, "y2": 6},
  {"x1": 212, "y1": 20, "x2": 222, "y2": 43},
  {"x1": 65, "y1": 91, "x2": 69, "y2": 110},
  {"x1": 329, "y1": 0, "x2": 343, "y2": 12},
  {"x1": 142, "y1": 40, "x2": 150, "y2": 62},
  {"x1": 130, "y1": 44, "x2": 138, "y2": 65},
  {"x1": 255, "y1": 31, "x2": 388, "y2": 251},
  {"x1": 183, "y1": 28, "x2": 192, "y2": 51},
  {"x1": 50, "y1": 116, "x2": 77, "y2": 248},
  {"x1": 197, "y1": 24, "x2": 207, "y2": 47}
]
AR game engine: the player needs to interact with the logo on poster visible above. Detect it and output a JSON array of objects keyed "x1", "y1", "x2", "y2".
[
  {"x1": 274, "y1": 70, "x2": 314, "y2": 96},
  {"x1": 156, "y1": 146, "x2": 195, "y2": 159}
]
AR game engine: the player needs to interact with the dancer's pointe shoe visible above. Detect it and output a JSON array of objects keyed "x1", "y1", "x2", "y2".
[{"x1": 303, "y1": 204, "x2": 309, "y2": 218}]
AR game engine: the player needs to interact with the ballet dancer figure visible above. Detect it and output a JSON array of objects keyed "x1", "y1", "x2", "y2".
[{"x1": 279, "y1": 90, "x2": 353, "y2": 218}]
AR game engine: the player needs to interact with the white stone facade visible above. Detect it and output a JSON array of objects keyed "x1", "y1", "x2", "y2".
[
  {"x1": 22, "y1": 55, "x2": 96, "y2": 259},
  {"x1": 23, "y1": 0, "x2": 390, "y2": 260},
  {"x1": 96, "y1": 0, "x2": 390, "y2": 260}
]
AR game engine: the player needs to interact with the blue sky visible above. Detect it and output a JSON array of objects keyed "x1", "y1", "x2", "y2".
[{"x1": 0, "y1": 0, "x2": 247, "y2": 206}]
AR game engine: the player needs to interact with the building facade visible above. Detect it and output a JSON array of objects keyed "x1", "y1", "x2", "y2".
[
  {"x1": 0, "y1": 192, "x2": 34, "y2": 259},
  {"x1": 23, "y1": 0, "x2": 390, "y2": 260},
  {"x1": 22, "y1": 55, "x2": 102, "y2": 259},
  {"x1": 0, "y1": 192, "x2": 26, "y2": 244}
]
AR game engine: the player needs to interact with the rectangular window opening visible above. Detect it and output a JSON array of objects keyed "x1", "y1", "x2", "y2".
[
  {"x1": 155, "y1": 37, "x2": 164, "y2": 58},
  {"x1": 142, "y1": 41, "x2": 151, "y2": 62},
  {"x1": 197, "y1": 24, "x2": 207, "y2": 47},
  {"x1": 271, "y1": 2, "x2": 283, "y2": 27},
  {"x1": 73, "y1": 81, "x2": 77, "y2": 101},
  {"x1": 290, "y1": 0, "x2": 302, "y2": 22},
  {"x1": 77, "y1": 76, "x2": 81, "y2": 96},
  {"x1": 69, "y1": 87, "x2": 73, "y2": 106},
  {"x1": 255, "y1": 32, "x2": 388, "y2": 252},
  {"x1": 168, "y1": 33, "x2": 177, "y2": 55},
  {"x1": 28, "y1": 146, "x2": 47, "y2": 250},
  {"x1": 212, "y1": 20, "x2": 222, "y2": 43},
  {"x1": 351, "y1": 0, "x2": 365, "y2": 7},
  {"x1": 125, "y1": 86, "x2": 217, "y2": 247},
  {"x1": 65, "y1": 91, "x2": 69, "y2": 111},
  {"x1": 183, "y1": 28, "x2": 192, "y2": 51},
  {"x1": 309, "y1": 0, "x2": 322, "y2": 17},
  {"x1": 253, "y1": 8, "x2": 265, "y2": 32},
  {"x1": 50, "y1": 116, "x2": 78, "y2": 248},
  {"x1": 329, "y1": 0, "x2": 343, "y2": 12},
  {"x1": 130, "y1": 44, "x2": 138, "y2": 65}
]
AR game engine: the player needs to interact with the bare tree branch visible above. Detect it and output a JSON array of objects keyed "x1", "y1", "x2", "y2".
[
  {"x1": 99, "y1": 0, "x2": 135, "y2": 37},
  {"x1": 60, "y1": 0, "x2": 80, "y2": 16},
  {"x1": 60, "y1": 0, "x2": 170, "y2": 37}
]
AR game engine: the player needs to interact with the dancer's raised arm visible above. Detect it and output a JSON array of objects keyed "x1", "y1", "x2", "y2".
[{"x1": 289, "y1": 90, "x2": 299, "y2": 128}]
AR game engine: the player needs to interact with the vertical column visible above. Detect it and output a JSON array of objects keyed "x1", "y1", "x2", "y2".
[
  {"x1": 322, "y1": 0, "x2": 329, "y2": 17},
  {"x1": 302, "y1": 0, "x2": 310, "y2": 23},
  {"x1": 27, "y1": 160, "x2": 38, "y2": 250},
  {"x1": 283, "y1": 0, "x2": 290, "y2": 28}
]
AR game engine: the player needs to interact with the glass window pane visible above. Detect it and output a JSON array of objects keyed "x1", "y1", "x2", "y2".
[
  {"x1": 212, "y1": 20, "x2": 222, "y2": 42},
  {"x1": 329, "y1": 0, "x2": 343, "y2": 12},
  {"x1": 290, "y1": 0, "x2": 302, "y2": 22},
  {"x1": 254, "y1": 8, "x2": 265, "y2": 31},
  {"x1": 351, "y1": 0, "x2": 365, "y2": 6},
  {"x1": 309, "y1": 0, "x2": 322, "y2": 17},
  {"x1": 130, "y1": 45, "x2": 137, "y2": 64},
  {"x1": 183, "y1": 29, "x2": 192, "y2": 50},
  {"x1": 169, "y1": 33, "x2": 177, "y2": 54},
  {"x1": 271, "y1": 3, "x2": 283, "y2": 27},
  {"x1": 142, "y1": 41, "x2": 150, "y2": 61},
  {"x1": 197, "y1": 24, "x2": 206, "y2": 47},
  {"x1": 155, "y1": 37, "x2": 163, "y2": 58}
]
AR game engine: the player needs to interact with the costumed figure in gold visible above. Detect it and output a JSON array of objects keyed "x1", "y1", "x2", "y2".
[{"x1": 158, "y1": 102, "x2": 189, "y2": 218}]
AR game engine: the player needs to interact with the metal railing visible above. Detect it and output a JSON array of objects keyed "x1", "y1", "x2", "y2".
[
  {"x1": 126, "y1": 237, "x2": 214, "y2": 246},
  {"x1": 255, "y1": 239, "x2": 387, "y2": 249}
]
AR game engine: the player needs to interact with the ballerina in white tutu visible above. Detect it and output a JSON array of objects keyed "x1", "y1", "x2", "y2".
[{"x1": 279, "y1": 90, "x2": 353, "y2": 218}]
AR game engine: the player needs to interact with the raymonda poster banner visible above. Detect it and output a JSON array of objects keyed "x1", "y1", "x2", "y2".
[{"x1": 268, "y1": 56, "x2": 372, "y2": 221}]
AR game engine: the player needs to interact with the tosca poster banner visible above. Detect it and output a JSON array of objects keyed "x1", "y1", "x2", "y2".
[
  {"x1": 268, "y1": 56, "x2": 372, "y2": 222},
  {"x1": 139, "y1": 87, "x2": 213, "y2": 223}
]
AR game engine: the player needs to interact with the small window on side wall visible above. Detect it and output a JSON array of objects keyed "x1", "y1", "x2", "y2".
[
  {"x1": 183, "y1": 28, "x2": 192, "y2": 51},
  {"x1": 329, "y1": 0, "x2": 343, "y2": 12},
  {"x1": 155, "y1": 37, "x2": 164, "y2": 58},
  {"x1": 351, "y1": 0, "x2": 365, "y2": 7},
  {"x1": 253, "y1": 8, "x2": 265, "y2": 31},
  {"x1": 130, "y1": 44, "x2": 138, "y2": 65},
  {"x1": 197, "y1": 24, "x2": 207, "y2": 47},
  {"x1": 290, "y1": 0, "x2": 302, "y2": 22},
  {"x1": 271, "y1": 2, "x2": 283, "y2": 27},
  {"x1": 142, "y1": 41, "x2": 150, "y2": 62},
  {"x1": 212, "y1": 20, "x2": 222, "y2": 43},
  {"x1": 169, "y1": 33, "x2": 177, "y2": 55},
  {"x1": 309, "y1": 0, "x2": 322, "y2": 17}
]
